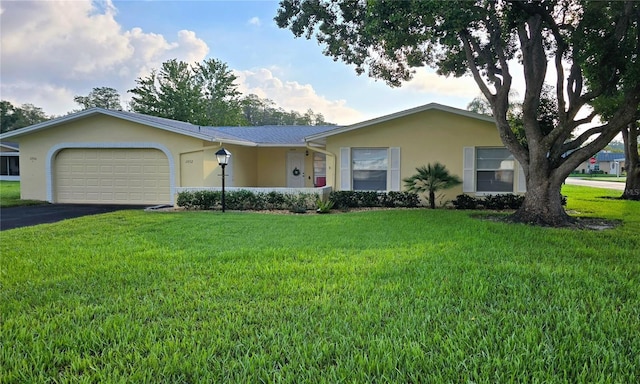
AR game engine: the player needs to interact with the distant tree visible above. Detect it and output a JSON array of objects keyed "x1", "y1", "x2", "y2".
[
  {"x1": 276, "y1": 0, "x2": 640, "y2": 227},
  {"x1": 403, "y1": 163, "x2": 462, "y2": 209},
  {"x1": 1, "y1": 101, "x2": 49, "y2": 133},
  {"x1": 466, "y1": 96, "x2": 493, "y2": 117},
  {"x1": 196, "y1": 59, "x2": 245, "y2": 126},
  {"x1": 0, "y1": 101, "x2": 18, "y2": 133},
  {"x1": 604, "y1": 140, "x2": 625, "y2": 153},
  {"x1": 74, "y1": 87, "x2": 123, "y2": 110},
  {"x1": 129, "y1": 58, "x2": 244, "y2": 126},
  {"x1": 241, "y1": 94, "x2": 333, "y2": 126}
]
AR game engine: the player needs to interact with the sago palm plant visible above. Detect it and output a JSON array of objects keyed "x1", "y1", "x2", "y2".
[{"x1": 403, "y1": 162, "x2": 462, "y2": 209}]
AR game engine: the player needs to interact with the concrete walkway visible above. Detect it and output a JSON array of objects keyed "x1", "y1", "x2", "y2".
[{"x1": 564, "y1": 177, "x2": 626, "y2": 191}]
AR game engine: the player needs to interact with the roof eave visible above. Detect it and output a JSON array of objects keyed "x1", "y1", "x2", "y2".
[
  {"x1": 305, "y1": 102, "x2": 496, "y2": 141},
  {"x1": 0, "y1": 108, "x2": 256, "y2": 146}
]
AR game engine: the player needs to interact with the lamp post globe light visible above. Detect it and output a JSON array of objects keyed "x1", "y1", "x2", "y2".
[{"x1": 215, "y1": 148, "x2": 231, "y2": 212}]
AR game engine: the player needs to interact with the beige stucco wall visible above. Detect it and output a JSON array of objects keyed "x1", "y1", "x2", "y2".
[
  {"x1": 324, "y1": 109, "x2": 515, "y2": 202},
  {"x1": 255, "y1": 147, "x2": 315, "y2": 188},
  {"x1": 16, "y1": 114, "x2": 211, "y2": 202},
  {"x1": 14, "y1": 114, "x2": 321, "y2": 203}
]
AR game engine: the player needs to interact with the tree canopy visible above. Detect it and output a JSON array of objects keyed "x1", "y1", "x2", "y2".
[
  {"x1": 241, "y1": 94, "x2": 332, "y2": 126},
  {"x1": 129, "y1": 58, "x2": 333, "y2": 127},
  {"x1": 1, "y1": 101, "x2": 50, "y2": 133},
  {"x1": 129, "y1": 58, "x2": 244, "y2": 126},
  {"x1": 277, "y1": 0, "x2": 640, "y2": 226},
  {"x1": 74, "y1": 87, "x2": 123, "y2": 110}
]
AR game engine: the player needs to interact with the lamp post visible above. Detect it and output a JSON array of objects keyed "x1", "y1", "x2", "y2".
[{"x1": 215, "y1": 148, "x2": 231, "y2": 212}]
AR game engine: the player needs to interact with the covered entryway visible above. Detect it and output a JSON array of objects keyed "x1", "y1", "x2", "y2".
[{"x1": 54, "y1": 148, "x2": 170, "y2": 204}]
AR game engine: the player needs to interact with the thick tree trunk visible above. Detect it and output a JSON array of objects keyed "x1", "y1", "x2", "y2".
[
  {"x1": 623, "y1": 168, "x2": 640, "y2": 200},
  {"x1": 509, "y1": 172, "x2": 572, "y2": 226},
  {"x1": 621, "y1": 123, "x2": 640, "y2": 200}
]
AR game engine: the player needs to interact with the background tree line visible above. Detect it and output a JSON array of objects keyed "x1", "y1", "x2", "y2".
[{"x1": 1, "y1": 57, "x2": 332, "y2": 134}]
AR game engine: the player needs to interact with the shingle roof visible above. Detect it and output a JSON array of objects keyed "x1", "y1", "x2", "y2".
[
  {"x1": 208, "y1": 125, "x2": 338, "y2": 145},
  {"x1": 0, "y1": 108, "x2": 340, "y2": 146},
  {"x1": 597, "y1": 152, "x2": 625, "y2": 162}
]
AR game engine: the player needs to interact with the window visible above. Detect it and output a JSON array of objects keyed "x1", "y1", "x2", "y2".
[
  {"x1": 313, "y1": 153, "x2": 326, "y2": 187},
  {"x1": 0, "y1": 156, "x2": 19, "y2": 176},
  {"x1": 352, "y1": 148, "x2": 388, "y2": 190},
  {"x1": 476, "y1": 148, "x2": 514, "y2": 192}
]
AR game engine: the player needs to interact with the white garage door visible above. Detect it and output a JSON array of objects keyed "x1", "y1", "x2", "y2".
[{"x1": 54, "y1": 148, "x2": 170, "y2": 204}]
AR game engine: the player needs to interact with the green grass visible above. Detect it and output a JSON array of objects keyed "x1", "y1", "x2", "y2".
[
  {"x1": 1, "y1": 185, "x2": 639, "y2": 382},
  {"x1": 0, "y1": 181, "x2": 47, "y2": 207}
]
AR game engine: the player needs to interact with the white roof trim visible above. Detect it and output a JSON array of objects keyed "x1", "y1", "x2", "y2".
[
  {"x1": 305, "y1": 102, "x2": 495, "y2": 142},
  {"x1": 0, "y1": 143, "x2": 19, "y2": 151},
  {"x1": 0, "y1": 108, "x2": 258, "y2": 146}
]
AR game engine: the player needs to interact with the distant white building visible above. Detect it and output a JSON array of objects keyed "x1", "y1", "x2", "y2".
[{"x1": 574, "y1": 151, "x2": 625, "y2": 175}]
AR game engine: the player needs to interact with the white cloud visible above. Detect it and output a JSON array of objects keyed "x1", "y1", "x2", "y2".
[
  {"x1": 0, "y1": 0, "x2": 208, "y2": 116},
  {"x1": 235, "y1": 68, "x2": 365, "y2": 125},
  {"x1": 403, "y1": 70, "x2": 481, "y2": 98},
  {"x1": 248, "y1": 17, "x2": 261, "y2": 27}
]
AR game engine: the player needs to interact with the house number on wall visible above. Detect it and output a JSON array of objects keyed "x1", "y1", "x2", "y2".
[{"x1": 185, "y1": 160, "x2": 194, "y2": 164}]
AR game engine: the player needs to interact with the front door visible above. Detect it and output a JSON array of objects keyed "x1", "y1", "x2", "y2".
[{"x1": 286, "y1": 152, "x2": 305, "y2": 188}]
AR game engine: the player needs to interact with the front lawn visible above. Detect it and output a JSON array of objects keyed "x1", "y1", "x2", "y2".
[{"x1": 1, "y1": 185, "x2": 639, "y2": 382}]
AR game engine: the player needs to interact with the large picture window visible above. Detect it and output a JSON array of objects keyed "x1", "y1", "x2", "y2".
[
  {"x1": 352, "y1": 148, "x2": 388, "y2": 191},
  {"x1": 476, "y1": 148, "x2": 514, "y2": 192}
]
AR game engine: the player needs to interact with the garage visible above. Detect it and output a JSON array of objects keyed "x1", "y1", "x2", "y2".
[{"x1": 54, "y1": 148, "x2": 170, "y2": 205}]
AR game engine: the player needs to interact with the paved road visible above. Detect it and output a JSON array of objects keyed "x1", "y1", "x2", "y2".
[
  {"x1": 0, "y1": 204, "x2": 150, "y2": 231},
  {"x1": 564, "y1": 177, "x2": 626, "y2": 191}
]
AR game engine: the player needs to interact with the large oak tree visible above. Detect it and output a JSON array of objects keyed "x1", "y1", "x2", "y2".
[{"x1": 276, "y1": 0, "x2": 640, "y2": 226}]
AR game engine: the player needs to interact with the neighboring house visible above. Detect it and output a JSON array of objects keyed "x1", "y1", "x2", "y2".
[
  {"x1": 0, "y1": 142, "x2": 20, "y2": 181},
  {"x1": 0, "y1": 103, "x2": 525, "y2": 205},
  {"x1": 574, "y1": 151, "x2": 626, "y2": 174}
]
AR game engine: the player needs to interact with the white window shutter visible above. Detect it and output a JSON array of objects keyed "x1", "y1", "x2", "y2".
[
  {"x1": 389, "y1": 147, "x2": 401, "y2": 191},
  {"x1": 517, "y1": 163, "x2": 527, "y2": 192},
  {"x1": 462, "y1": 147, "x2": 475, "y2": 192},
  {"x1": 340, "y1": 147, "x2": 351, "y2": 190}
]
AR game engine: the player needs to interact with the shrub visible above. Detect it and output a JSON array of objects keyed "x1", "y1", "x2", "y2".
[
  {"x1": 452, "y1": 194, "x2": 480, "y2": 210},
  {"x1": 286, "y1": 193, "x2": 318, "y2": 213},
  {"x1": 328, "y1": 191, "x2": 420, "y2": 210},
  {"x1": 482, "y1": 194, "x2": 525, "y2": 210},
  {"x1": 176, "y1": 190, "x2": 318, "y2": 211},
  {"x1": 265, "y1": 191, "x2": 286, "y2": 210},
  {"x1": 316, "y1": 199, "x2": 335, "y2": 213},
  {"x1": 176, "y1": 190, "x2": 421, "y2": 212},
  {"x1": 452, "y1": 193, "x2": 566, "y2": 210}
]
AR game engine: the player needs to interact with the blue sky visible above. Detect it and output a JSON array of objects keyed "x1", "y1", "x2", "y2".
[{"x1": 1, "y1": 0, "x2": 483, "y2": 124}]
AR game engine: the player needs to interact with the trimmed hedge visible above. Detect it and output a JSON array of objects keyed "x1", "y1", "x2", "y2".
[
  {"x1": 452, "y1": 193, "x2": 567, "y2": 210},
  {"x1": 176, "y1": 190, "x2": 318, "y2": 211},
  {"x1": 329, "y1": 191, "x2": 420, "y2": 210}
]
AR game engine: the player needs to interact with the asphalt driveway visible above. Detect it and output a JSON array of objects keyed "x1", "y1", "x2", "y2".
[{"x1": 0, "y1": 204, "x2": 150, "y2": 231}]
